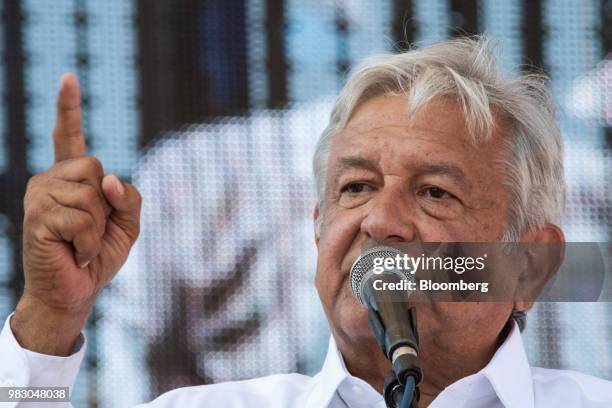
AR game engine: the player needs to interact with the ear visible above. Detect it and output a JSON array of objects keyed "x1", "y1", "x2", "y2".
[
  {"x1": 520, "y1": 223, "x2": 565, "y2": 244},
  {"x1": 513, "y1": 300, "x2": 534, "y2": 313},
  {"x1": 313, "y1": 205, "x2": 320, "y2": 248},
  {"x1": 514, "y1": 224, "x2": 565, "y2": 310}
]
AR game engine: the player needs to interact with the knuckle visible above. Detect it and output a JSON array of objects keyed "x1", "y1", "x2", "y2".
[
  {"x1": 23, "y1": 206, "x2": 40, "y2": 225},
  {"x1": 48, "y1": 159, "x2": 69, "y2": 174},
  {"x1": 81, "y1": 184, "x2": 100, "y2": 208},
  {"x1": 60, "y1": 211, "x2": 75, "y2": 230},
  {"x1": 24, "y1": 175, "x2": 43, "y2": 203},
  {"x1": 81, "y1": 214, "x2": 97, "y2": 233},
  {"x1": 25, "y1": 174, "x2": 39, "y2": 191},
  {"x1": 64, "y1": 211, "x2": 95, "y2": 233},
  {"x1": 65, "y1": 124, "x2": 82, "y2": 139},
  {"x1": 23, "y1": 212, "x2": 38, "y2": 232},
  {"x1": 29, "y1": 224, "x2": 48, "y2": 243},
  {"x1": 24, "y1": 195, "x2": 50, "y2": 223},
  {"x1": 86, "y1": 156, "x2": 104, "y2": 177}
]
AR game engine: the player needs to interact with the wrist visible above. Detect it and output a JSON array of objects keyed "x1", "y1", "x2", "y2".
[{"x1": 11, "y1": 294, "x2": 91, "y2": 356}]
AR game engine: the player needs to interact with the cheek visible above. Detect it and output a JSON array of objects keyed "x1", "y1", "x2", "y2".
[
  {"x1": 465, "y1": 191, "x2": 509, "y2": 240},
  {"x1": 314, "y1": 206, "x2": 365, "y2": 299},
  {"x1": 414, "y1": 214, "x2": 474, "y2": 242},
  {"x1": 461, "y1": 215, "x2": 507, "y2": 241},
  {"x1": 317, "y1": 207, "x2": 364, "y2": 268},
  {"x1": 416, "y1": 212, "x2": 506, "y2": 242},
  {"x1": 415, "y1": 220, "x2": 455, "y2": 241}
]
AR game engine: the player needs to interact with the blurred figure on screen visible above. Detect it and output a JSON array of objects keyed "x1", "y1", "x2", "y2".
[{"x1": 97, "y1": 109, "x2": 331, "y2": 402}]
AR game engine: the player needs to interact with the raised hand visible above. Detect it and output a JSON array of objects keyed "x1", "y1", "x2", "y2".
[{"x1": 11, "y1": 73, "x2": 142, "y2": 355}]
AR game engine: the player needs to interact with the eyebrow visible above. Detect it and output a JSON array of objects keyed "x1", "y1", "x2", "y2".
[
  {"x1": 335, "y1": 156, "x2": 379, "y2": 173},
  {"x1": 334, "y1": 157, "x2": 465, "y2": 182},
  {"x1": 415, "y1": 163, "x2": 466, "y2": 183}
]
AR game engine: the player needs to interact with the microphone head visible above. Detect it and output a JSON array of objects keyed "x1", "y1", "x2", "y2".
[{"x1": 349, "y1": 245, "x2": 406, "y2": 305}]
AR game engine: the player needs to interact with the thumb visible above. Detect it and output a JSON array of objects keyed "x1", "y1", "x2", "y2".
[{"x1": 101, "y1": 173, "x2": 142, "y2": 242}]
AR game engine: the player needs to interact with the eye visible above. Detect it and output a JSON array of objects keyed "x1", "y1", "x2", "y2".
[
  {"x1": 341, "y1": 182, "x2": 370, "y2": 194},
  {"x1": 420, "y1": 186, "x2": 455, "y2": 200}
]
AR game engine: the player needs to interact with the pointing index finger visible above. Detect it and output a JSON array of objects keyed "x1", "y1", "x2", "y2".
[{"x1": 53, "y1": 73, "x2": 86, "y2": 163}]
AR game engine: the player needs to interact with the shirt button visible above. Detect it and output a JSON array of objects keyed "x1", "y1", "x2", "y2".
[{"x1": 352, "y1": 385, "x2": 365, "y2": 396}]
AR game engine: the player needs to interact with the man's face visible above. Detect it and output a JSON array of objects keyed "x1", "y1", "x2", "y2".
[{"x1": 314, "y1": 94, "x2": 514, "y2": 347}]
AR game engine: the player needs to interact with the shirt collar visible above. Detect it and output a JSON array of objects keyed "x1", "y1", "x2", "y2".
[
  {"x1": 481, "y1": 321, "x2": 535, "y2": 408},
  {"x1": 306, "y1": 335, "x2": 383, "y2": 408},
  {"x1": 307, "y1": 321, "x2": 534, "y2": 408}
]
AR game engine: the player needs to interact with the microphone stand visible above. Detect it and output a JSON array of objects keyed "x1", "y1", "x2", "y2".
[{"x1": 366, "y1": 303, "x2": 422, "y2": 408}]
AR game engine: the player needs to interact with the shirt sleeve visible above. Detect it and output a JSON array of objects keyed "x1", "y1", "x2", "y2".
[{"x1": 0, "y1": 313, "x2": 86, "y2": 408}]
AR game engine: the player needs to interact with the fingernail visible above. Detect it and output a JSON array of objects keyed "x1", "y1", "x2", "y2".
[
  {"x1": 79, "y1": 260, "x2": 90, "y2": 269},
  {"x1": 110, "y1": 174, "x2": 125, "y2": 196},
  {"x1": 116, "y1": 180, "x2": 125, "y2": 196}
]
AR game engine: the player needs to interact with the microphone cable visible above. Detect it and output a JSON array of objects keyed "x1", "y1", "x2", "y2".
[{"x1": 399, "y1": 376, "x2": 416, "y2": 408}]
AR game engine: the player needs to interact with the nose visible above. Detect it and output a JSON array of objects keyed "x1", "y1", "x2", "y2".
[{"x1": 360, "y1": 185, "x2": 417, "y2": 243}]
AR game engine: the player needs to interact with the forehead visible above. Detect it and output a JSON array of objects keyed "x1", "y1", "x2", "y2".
[
  {"x1": 329, "y1": 94, "x2": 507, "y2": 169},
  {"x1": 345, "y1": 94, "x2": 468, "y2": 136}
]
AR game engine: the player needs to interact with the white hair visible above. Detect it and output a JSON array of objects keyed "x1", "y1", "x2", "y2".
[{"x1": 313, "y1": 36, "x2": 565, "y2": 242}]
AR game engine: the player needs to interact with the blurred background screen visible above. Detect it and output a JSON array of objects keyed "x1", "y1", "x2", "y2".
[{"x1": 0, "y1": 0, "x2": 611, "y2": 406}]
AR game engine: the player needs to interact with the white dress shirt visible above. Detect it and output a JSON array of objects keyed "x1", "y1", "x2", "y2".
[{"x1": 0, "y1": 314, "x2": 610, "y2": 407}]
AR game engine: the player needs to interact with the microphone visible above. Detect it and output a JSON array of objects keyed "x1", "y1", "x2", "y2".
[{"x1": 350, "y1": 246, "x2": 422, "y2": 407}]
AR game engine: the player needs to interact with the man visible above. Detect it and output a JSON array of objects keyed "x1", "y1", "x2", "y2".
[{"x1": 1, "y1": 37, "x2": 610, "y2": 407}]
